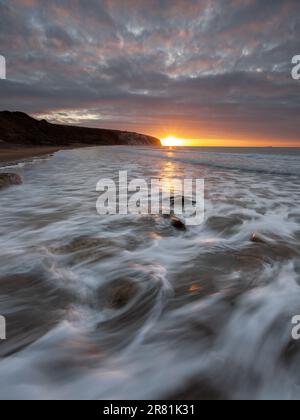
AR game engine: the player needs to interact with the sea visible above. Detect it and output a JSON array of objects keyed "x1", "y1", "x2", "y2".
[{"x1": 0, "y1": 146, "x2": 300, "y2": 400}]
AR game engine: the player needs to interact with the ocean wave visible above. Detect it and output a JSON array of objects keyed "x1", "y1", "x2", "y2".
[
  {"x1": 124, "y1": 147, "x2": 300, "y2": 176},
  {"x1": 0, "y1": 146, "x2": 300, "y2": 399}
]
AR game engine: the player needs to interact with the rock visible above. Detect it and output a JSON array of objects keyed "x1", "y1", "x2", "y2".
[
  {"x1": 247, "y1": 233, "x2": 299, "y2": 262},
  {"x1": 49, "y1": 237, "x2": 106, "y2": 254},
  {"x1": 46, "y1": 236, "x2": 118, "y2": 265},
  {"x1": 229, "y1": 241, "x2": 298, "y2": 266},
  {"x1": 171, "y1": 215, "x2": 187, "y2": 231},
  {"x1": 164, "y1": 213, "x2": 187, "y2": 231},
  {"x1": 98, "y1": 279, "x2": 138, "y2": 310},
  {"x1": 110, "y1": 282, "x2": 137, "y2": 309},
  {"x1": 250, "y1": 232, "x2": 269, "y2": 244},
  {"x1": 0, "y1": 173, "x2": 23, "y2": 189}
]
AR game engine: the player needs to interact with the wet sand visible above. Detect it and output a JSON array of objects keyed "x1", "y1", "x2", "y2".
[{"x1": 0, "y1": 146, "x2": 62, "y2": 164}]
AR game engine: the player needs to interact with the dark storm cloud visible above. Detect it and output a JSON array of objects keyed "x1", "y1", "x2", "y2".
[{"x1": 0, "y1": 0, "x2": 300, "y2": 142}]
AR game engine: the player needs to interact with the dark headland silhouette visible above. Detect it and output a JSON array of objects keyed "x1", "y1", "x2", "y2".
[{"x1": 0, "y1": 111, "x2": 161, "y2": 147}]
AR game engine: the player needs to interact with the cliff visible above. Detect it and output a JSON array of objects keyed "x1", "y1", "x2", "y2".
[{"x1": 0, "y1": 111, "x2": 161, "y2": 147}]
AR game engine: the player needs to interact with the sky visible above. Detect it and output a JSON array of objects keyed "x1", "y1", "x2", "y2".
[{"x1": 0, "y1": 0, "x2": 300, "y2": 146}]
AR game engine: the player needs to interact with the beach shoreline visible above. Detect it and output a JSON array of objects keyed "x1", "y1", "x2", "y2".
[{"x1": 0, "y1": 146, "x2": 63, "y2": 165}]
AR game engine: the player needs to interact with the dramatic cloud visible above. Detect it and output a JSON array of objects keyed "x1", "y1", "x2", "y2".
[{"x1": 0, "y1": 0, "x2": 300, "y2": 144}]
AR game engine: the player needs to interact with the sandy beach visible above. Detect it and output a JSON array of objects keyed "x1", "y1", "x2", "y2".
[{"x1": 0, "y1": 146, "x2": 62, "y2": 165}]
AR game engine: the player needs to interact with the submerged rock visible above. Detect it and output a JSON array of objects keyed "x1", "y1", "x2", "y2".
[
  {"x1": 0, "y1": 173, "x2": 22, "y2": 189},
  {"x1": 231, "y1": 233, "x2": 299, "y2": 265},
  {"x1": 109, "y1": 280, "x2": 138, "y2": 309},
  {"x1": 163, "y1": 214, "x2": 187, "y2": 231},
  {"x1": 250, "y1": 232, "x2": 298, "y2": 260},
  {"x1": 46, "y1": 236, "x2": 119, "y2": 265},
  {"x1": 251, "y1": 232, "x2": 269, "y2": 244},
  {"x1": 171, "y1": 215, "x2": 187, "y2": 231},
  {"x1": 49, "y1": 237, "x2": 107, "y2": 255},
  {"x1": 97, "y1": 279, "x2": 138, "y2": 310}
]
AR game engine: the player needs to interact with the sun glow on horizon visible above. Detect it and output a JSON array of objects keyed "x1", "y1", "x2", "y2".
[
  {"x1": 161, "y1": 136, "x2": 184, "y2": 147},
  {"x1": 159, "y1": 135, "x2": 299, "y2": 148}
]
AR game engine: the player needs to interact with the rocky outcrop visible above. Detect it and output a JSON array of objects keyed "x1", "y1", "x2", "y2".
[
  {"x1": 0, "y1": 173, "x2": 23, "y2": 189},
  {"x1": 0, "y1": 111, "x2": 161, "y2": 147},
  {"x1": 170, "y1": 215, "x2": 187, "y2": 231}
]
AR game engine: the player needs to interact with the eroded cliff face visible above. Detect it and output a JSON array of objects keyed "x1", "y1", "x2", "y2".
[
  {"x1": 0, "y1": 111, "x2": 161, "y2": 147},
  {"x1": 118, "y1": 132, "x2": 159, "y2": 145}
]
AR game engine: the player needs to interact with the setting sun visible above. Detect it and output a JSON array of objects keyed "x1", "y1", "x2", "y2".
[{"x1": 161, "y1": 136, "x2": 184, "y2": 147}]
